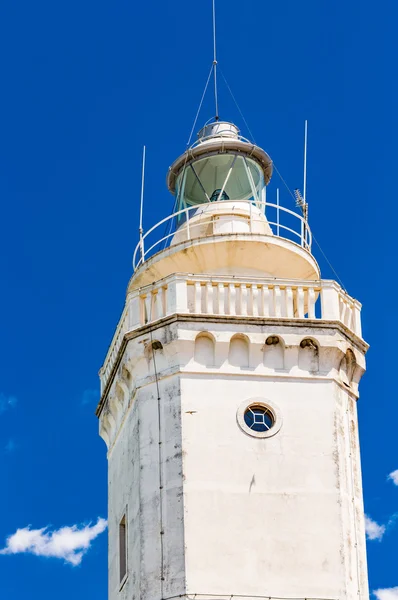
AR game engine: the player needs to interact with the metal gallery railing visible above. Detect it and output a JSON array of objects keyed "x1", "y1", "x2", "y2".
[{"x1": 133, "y1": 199, "x2": 312, "y2": 270}]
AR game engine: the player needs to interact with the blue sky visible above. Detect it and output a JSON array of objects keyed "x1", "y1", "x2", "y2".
[{"x1": 0, "y1": 0, "x2": 396, "y2": 598}]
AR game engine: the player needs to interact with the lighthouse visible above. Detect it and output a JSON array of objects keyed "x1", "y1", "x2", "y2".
[{"x1": 96, "y1": 119, "x2": 369, "y2": 600}]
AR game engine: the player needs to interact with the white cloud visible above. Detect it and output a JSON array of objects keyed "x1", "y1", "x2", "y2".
[
  {"x1": 374, "y1": 587, "x2": 398, "y2": 600},
  {"x1": 0, "y1": 518, "x2": 107, "y2": 566},
  {"x1": 365, "y1": 515, "x2": 386, "y2": 541},
  {"x1": 388, "y1": 470, "x2": 398, "y2": 486}
]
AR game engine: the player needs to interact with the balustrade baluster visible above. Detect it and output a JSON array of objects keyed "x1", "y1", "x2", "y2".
[
  {"x1": 308, "y1": 286, "x2": 316, "y2": 319},
  {"x1": 280, "y1": 287, "x2": 287, "y2": 317},
  {"x1": 158, "y1": 286, "x2": 166, "y2": 318},
  {"x1": 262, "y1": 285, "x2": 271, "y2": 317},
  {"x1": 218, "y1": 283, "x2": 225, "y2": 315},
  {"x1": 286, "y1": 286, "x2": 294, "y2": 318},
  {"x1": 152, "y1": 291, "x2": 159, "y2": 321},
  {"x1": 240, "y1": 284, "x2": 248, "y2": 316},
  {"x1": 145, "y1": 294, "x2": 152, "y2": 323},
  {"x1": 274, "y1": 285, "x2": 281, "y2": 318},
  {"x1": 229, "y1": 283, "x2": 236, "y2": 316},
  {"x1": 297, "y1": 286, "x2": 305, "y2": 318},
  {"x1": 206, "y1": 282, "x2": 214, "y2": 314},
  {"x1": 252, "y1": 285, "x2": 259, "y2": 317},
  {"x1": 194, "y1": 282, "x2": 202, "y2": 313}
]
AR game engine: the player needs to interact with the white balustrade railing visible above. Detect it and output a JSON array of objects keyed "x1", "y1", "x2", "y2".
[
  {"x1": 101, "y1": 306, "x2": 129, "y2": 391},
  {"x1": 99, "y1": 274, "x2": 362, "y2": 392}
]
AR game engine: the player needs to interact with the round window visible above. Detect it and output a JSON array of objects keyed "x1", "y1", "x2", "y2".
[
  {"x1": 237, "y1": 399, "x2": 282, "y2": 438},
  {"x1": 244, "y1": 405, "x2": 274, "y2": 432}
]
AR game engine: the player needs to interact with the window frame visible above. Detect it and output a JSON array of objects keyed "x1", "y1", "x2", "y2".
[
  {"x1": 237, "y1": 398, "x2": 282, "y2": 439},
  {"x1": 119, "y1": 510, "x2": 128, "y2": 589}
]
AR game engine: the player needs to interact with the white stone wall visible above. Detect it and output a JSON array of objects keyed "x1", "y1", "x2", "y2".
[
  {"x1": 101, "y1": 318, "x2": 368, "y2": 600},
  {"x1": 180, "y1": 375, "x2": 364, "y2": 598}
]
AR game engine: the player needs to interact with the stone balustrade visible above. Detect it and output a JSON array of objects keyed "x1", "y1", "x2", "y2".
[{"x1": 100, "y1": 273, "x2": 362, "y2": 392}]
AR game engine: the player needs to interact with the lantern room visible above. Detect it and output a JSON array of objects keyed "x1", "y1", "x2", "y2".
[{"x1": 167, "y1": 121, "x2": 273, "y2": 226}]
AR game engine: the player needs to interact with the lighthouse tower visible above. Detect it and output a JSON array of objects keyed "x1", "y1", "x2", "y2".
[{"x1": 97, "y1": 121, "x2": 369, "y2": 600}]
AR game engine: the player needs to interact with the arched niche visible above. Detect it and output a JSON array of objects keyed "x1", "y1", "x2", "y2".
[
  {"x1": 339, "y1": 348, "x2": 357, "y2": 387},
  {"x1": 151, "y1": 340, "x2": 163, "y2": 351},
  {"x1": 263, "y1": 335, "x2": 284, "y2": 370},
  {"x1": 299, "y1": 338, "x2": 319, "y2": 373},
  {"x1": 194, "y1": 332, "x2": 215, "y2": 367},
  {"x1": 229, "y1": 334, "x2": 250, "y2": 368},
  {"x1": 144, "y1": 339, "x2": 167, "y2": 372}
]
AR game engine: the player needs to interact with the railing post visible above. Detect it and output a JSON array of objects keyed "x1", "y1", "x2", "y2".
[
  {"x1": 128, "y1": 292, "x2": 141, "y2": 329},
  {"x1": 276, "y1": 188, "x2": 280, "y2": 237},
  {"x1": 340, "y1": 300, "x2": 348, "y2": 326},
  {"x1": 157, "y1": 286, "x2": 166, "y2": 318},
  {"x1": 168, "y1": 276, "x2": 188, "y2": 316},
  {"x1": 186, "y1": 207, "x2": 190, "y2": 240},
  {"x1": 353, "y1": 300, "x2": 362, "y2": 337},
  {"x1": 320, "y1": 281, "x2": 341, "y2": 321}
]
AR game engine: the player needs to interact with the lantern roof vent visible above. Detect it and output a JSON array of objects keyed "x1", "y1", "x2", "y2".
[{"x1": 197, "y1": 121, "x2": 240, "y2": 142}]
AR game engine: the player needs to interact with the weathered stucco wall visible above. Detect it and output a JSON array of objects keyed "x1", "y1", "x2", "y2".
[{"x1": 107, "y1": 324, "x2": 186, "y2": 600}]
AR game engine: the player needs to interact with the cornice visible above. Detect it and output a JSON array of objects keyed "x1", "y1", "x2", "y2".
[{"x1": 96, "y1": 313, "x2": 368, "y2": 418}]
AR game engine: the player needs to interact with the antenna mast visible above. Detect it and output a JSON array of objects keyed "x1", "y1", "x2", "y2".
[
  {"x1": 212, "y1": 0, "x2": 219, "y2": 120},
  {"x1": 303, "y1": 119, "x2": 308, "y2": 206},
  {"x1": 294, "y1": 120, "x2": 309, "y2": 247},
  {"x1": 139, "y1": 145, "x2": 146, "y2": 261}
]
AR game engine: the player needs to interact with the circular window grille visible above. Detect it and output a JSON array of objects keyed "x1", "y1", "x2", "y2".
[
  {"x1": 237, "y1": 399, "x2": 282, "y2": 438},
  {"x1": 244, "y1": 405, "x2": 274, "y2": 432}
]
